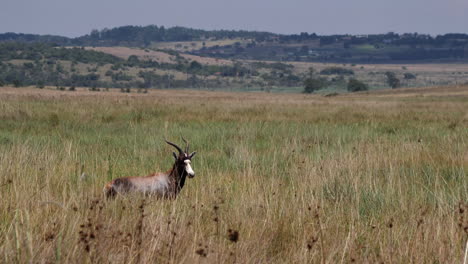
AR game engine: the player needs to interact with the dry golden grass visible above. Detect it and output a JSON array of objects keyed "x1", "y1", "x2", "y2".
[
  {"x1": 150, "y1": 39, "x2": 247, "y2": 52},
  {"x1": 0, "y1": 86, "x2": 467, "y2": 263},
  {"x1": 85, "y1": 47, "x2": 176, "y2": 63},
  {"x1": 86, "y1": 46, "x2": 233, "y2": 66}
]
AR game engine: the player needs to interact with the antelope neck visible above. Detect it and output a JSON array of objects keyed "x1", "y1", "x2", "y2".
[{"x1": 169, "y1": 161, "x2": 188, "y2": 194}]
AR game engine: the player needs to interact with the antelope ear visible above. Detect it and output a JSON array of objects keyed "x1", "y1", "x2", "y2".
[
  {"x1": 173, "y1": 152, "x2": 178, "y2": 161},
  {"x1": 189, "y1": 151, "x2": 197, "y2": 159}
]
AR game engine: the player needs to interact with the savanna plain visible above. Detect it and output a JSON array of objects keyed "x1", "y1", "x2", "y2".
[{"x1": 0, "y1": 86, "x2": 467, "y2": 263}]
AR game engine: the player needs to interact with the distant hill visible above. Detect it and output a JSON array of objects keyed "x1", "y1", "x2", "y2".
[
  {"x1": 74, "y1": 25, "x2": 277, "y2": 46},
  {"x1": 1, "y1": 26, "x2": 468, "y2": 63},
  {"x1": 0, "y1": 42, "x2": 298, "y2": 90},
  {"x1": 1, "y1": 25, "x2": 468, "y2": 92},
  {"x1": 0, "y1": 32, "x2": 72, "y2": 45},
  {"x1": 194, "y1": 32, "x2": 468, "y2": 63},
  {"x1": 2, "y1": 41, "x2": 468, "y2": 92},
  {"x1": 0, "y1": 26, "x2": 277, "y2": 46}
]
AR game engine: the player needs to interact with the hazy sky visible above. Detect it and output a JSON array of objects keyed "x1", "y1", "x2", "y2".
[{"x1": 2, "y1": 0, "x2": 467, "y2": 37}]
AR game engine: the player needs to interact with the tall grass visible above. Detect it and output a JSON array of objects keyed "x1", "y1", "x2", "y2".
[{"x1": 0, "y1": 87, "x2": 467, "y2": 263}]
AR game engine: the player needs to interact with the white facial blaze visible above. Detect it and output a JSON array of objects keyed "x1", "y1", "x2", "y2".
[{"x1": 184, "y1": 160, "x2": 195, "y2": 176}]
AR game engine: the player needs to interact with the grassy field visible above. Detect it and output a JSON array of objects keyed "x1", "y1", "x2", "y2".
[
  {"x1": 288, "y1": 61, "x2": 468, "y2": 90},
  {"x1": 0, "y1": 86, "x2": 467, "y2": 263}
]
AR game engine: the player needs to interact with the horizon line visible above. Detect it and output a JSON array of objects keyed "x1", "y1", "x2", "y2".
[{"x1": 1, "y1": 24, "x2": 467, "y2": 39}]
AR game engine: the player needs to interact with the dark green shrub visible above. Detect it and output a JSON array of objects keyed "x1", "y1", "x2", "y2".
[
  {"x1": 347, "y1": 78, "x2": 368, "y2": 92},
  {"x1": 320, "y1": 67, "x2": 354, "y2": 75},
  {"x1": 34, "y1": 80, "x2": 45, "y2": 89},
  {"x1": 13, "y1": 79, "x2": 22, "y2": 87},
  {"x1": 404, "y1": 73, "x2": 416, "y2": 79},
  {"x1": 385, "y1": 72, "x2": 401, "y2": 88},
  {"x1": 303, "y1": 78, "x2": 326, "y2": 93}
]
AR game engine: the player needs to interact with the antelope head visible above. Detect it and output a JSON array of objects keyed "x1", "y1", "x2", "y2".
[{"x1": 165, "y1": 138, "x2": 197, "y2": 178}]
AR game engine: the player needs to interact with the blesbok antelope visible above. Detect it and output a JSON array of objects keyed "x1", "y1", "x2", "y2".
[{"x1": 104, "y1": 139, "x2": 197, "y2": 198}]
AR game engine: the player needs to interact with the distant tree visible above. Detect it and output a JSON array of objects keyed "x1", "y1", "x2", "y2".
[
  {"x1": 56, "y1": 63, "x2": 65, "y2": 73},
  {"x1": 111, "y1": 71, "x2": 133, "y2": 81},
  {"x1": 303, "y1": 77, "x2": 325, "y2": 93},
  {"x1": 127, "y1": 55, "x2": 140, "y2": 66},
  {"x1": 188, "y1": 74, "x2": 201, "y2": 88},
  {"x1": 36, "y1": 81, "x2": 45, "y2": 89},
  {"x1": 385, "y1": 72, "x2": 400, "y2": 88},
  {"x1": 12, "y1": 79, "x2": 22, "y2": 88},
  {"x1": 307, "y1": 67, "x2": 315, "y2": 78},
  {"x1": 347, "y1": 78, "x2": 368, "y2": 92},
  {"x1": 89, "y1": 84, "x2": 99, "y2": 91},
  {"x1": 189, "y1": 61, "x2": 202, "y2": 72},
  {"x1": 90, "y1": 29, "x2": 100, "y2": 40},
  {"x1": 111, "y1": 64, "x2": 123, "y2": 71},
  {"x1": 320, "y1": 67, "x2": 354, "y2": 75},
  {"x1": 404, "y1": 72, "x2": 416, "y2": 80},
  {"x1": 23, "y1": 62, "x2": 34, "y2": 69},
  {"x1": 120, "y1": 87, "x2": 131, "y2": 93}
]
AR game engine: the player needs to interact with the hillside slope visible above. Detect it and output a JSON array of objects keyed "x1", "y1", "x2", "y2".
[{"x1": 1, "y1": 26, "x2": 468, "y2": 63}]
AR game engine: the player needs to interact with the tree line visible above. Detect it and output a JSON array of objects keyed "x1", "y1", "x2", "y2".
[
  {"x1": 0, "y1": 26, "x2": 278, "y2": 46},
  {"x1": 2, "y1": 26, "x2": 468, "y2": 51}
]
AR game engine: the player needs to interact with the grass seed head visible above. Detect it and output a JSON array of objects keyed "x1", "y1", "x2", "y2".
[
  {"x1": 228, "y1": 229, "x2": 239, "y2": 243},
  {"x1": 195, "y1": 248, "x2": 207, "y2": 257}
]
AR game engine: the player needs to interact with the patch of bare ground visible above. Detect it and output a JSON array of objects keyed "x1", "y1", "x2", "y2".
[
  {"x1": 86, "y1": 46, "x2": 233, "y2": 66},
  {"x1": 150, "y1": 39, "x2": 246, "y2": 51},
  {"x1": 85, "y1": 47, "x2": 174, "y2": 63}
]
